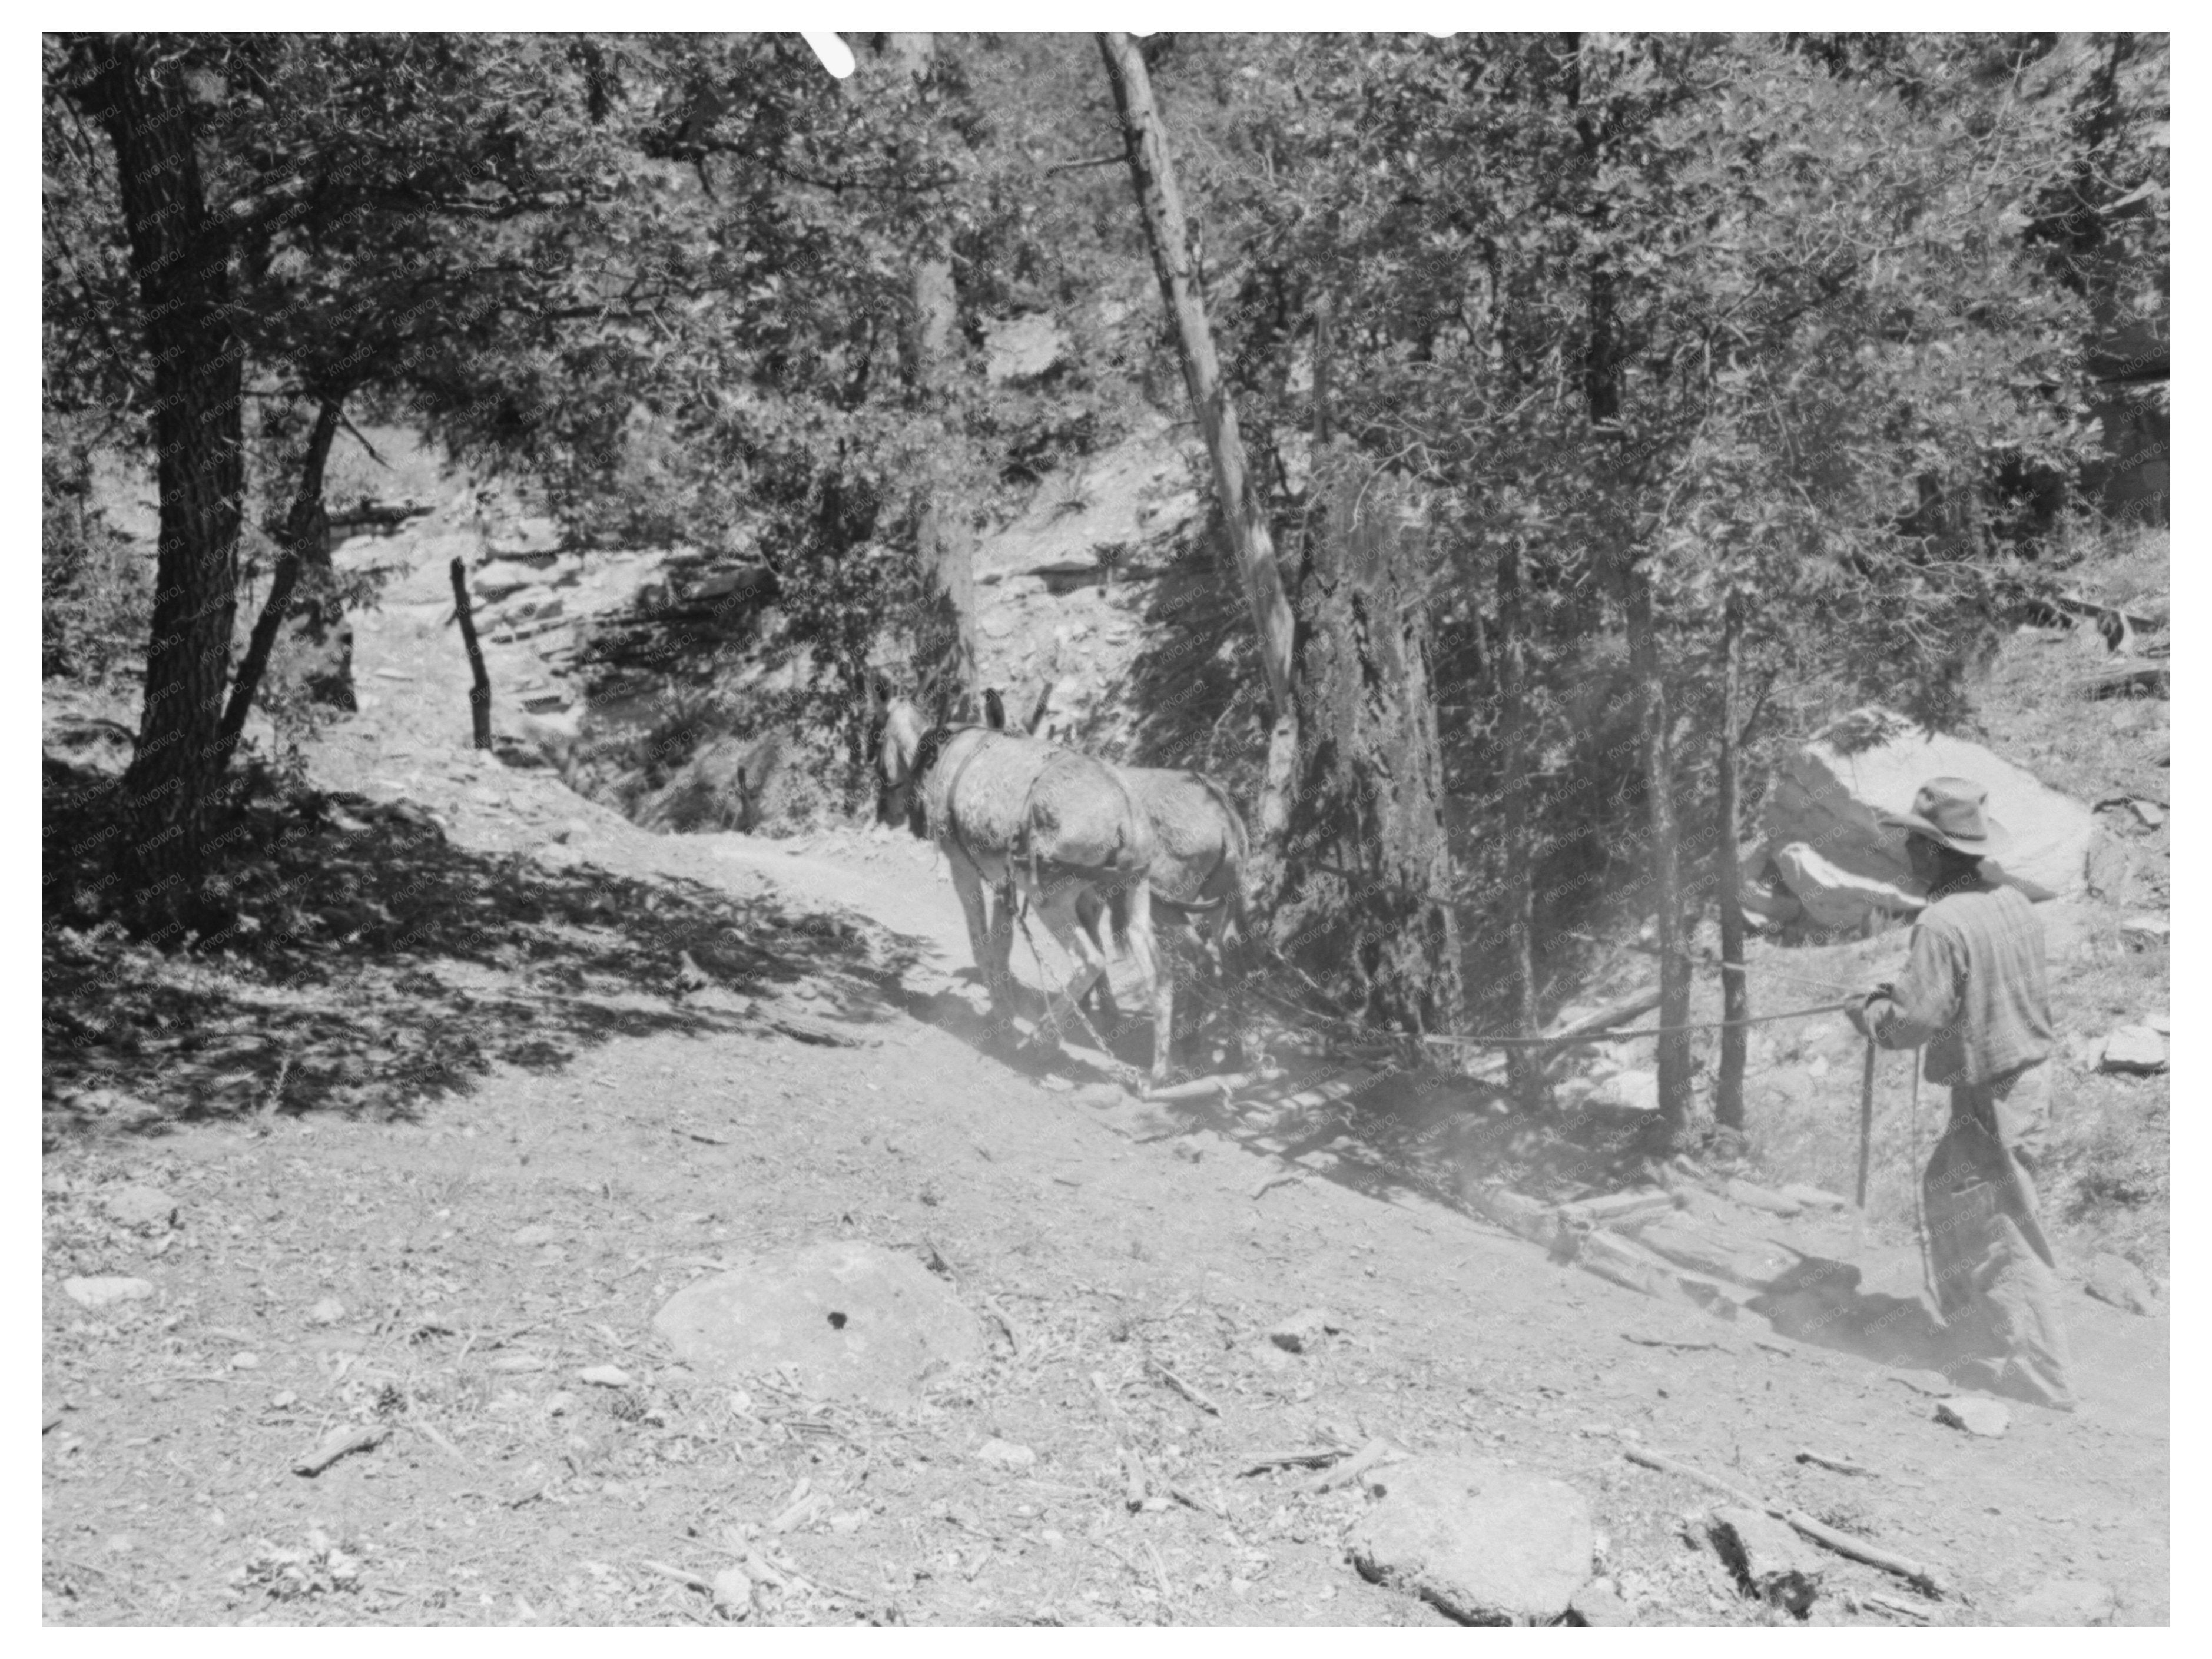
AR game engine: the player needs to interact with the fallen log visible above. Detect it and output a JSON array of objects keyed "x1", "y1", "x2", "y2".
[
  {"x1": 1554, "y1": 1189, "x2": 1677, "y2": 1228},
  {"x1": 1624, "y1": 1446, "x2": 1948, "y2": 1597},
  {"x1": 1537, "y1": 990, "x2": 1664, "y2": 1071}
]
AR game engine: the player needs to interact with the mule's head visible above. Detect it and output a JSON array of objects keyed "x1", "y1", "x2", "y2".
[{"x1": 870, "y1": 683, "x2": 932, "y2": 835}]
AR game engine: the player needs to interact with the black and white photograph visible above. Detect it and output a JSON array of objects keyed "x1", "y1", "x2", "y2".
[{"x1": 39, "y1": 28, "x2": 2171, "y2": 1628}]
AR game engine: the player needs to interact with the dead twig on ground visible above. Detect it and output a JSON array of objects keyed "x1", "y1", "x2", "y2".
[
  {"x1": 1796, "y1": 1448, "x2": 1879, "y2": 1478},
  {"x1": 1308, "y1": 1436, "x2": 1397, "y2": 1493},
  {"x1": 293, "y1": 1422, "x2": 389, "y2": 1476},
  {"x1": 1145, "y1": 1355, "x2": 1223, "y2": 1416},
  {"x1": 1239, "y1": 1446, "x2": 1348, "y2": 1475}
]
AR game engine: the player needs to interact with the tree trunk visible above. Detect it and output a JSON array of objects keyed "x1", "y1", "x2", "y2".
[
  {"x1": 67, "y1": 35, "x2": 245, "y2": 934},
  {"x1": 1097, "y1": 31, "x2": 1301, "y2": 882},
  {"x1": 223, "y1": 398, "x2": 344, "y2": 755},
  {"x1": 450, "y1": 558, "x2": 493, "y2": 749},
  {"x1": 1275, "y1": 449, "x2": 1465, "y2": 1044},
  {"x1": 1715, "y1": 593, "x2": 1748, "y2": 1132},
  {"x1": 1623, "y1": 553, "x2": 1697, "y2": 1142},
  {"x1": 1495, "y1": 535, "x2": 1544, "y2": 1111},
  {"x1": 885, "y1": 32, "x2": 977, "y2": 719}
]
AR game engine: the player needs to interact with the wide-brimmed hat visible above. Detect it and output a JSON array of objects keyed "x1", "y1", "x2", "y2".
[{"x1": 1878, "y1": 777, "x2": 2011, "y2": 858}]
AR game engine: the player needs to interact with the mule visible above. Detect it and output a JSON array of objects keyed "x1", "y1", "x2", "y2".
[
  {"x1": 978, "y1": 690, "x2": 1248, "y2": 1039},
  {"x1": 873, "y1": 686, "x2": 1175, "y2": 1083}
]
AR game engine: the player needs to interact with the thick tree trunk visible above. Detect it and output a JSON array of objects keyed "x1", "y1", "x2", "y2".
[
  {"x1": 1495, "y1": 535, "x2": 1544, "y2": 1111},
  {"x1": 885, "y1": 32, "x2": 977, "y2": 719},
  {"x1": 1275, "y1": 450, "x2": 1465, "y2": 1044},
  {"x1": 67, "y1": 35, "x2": 245, "y2": 934},
  {"x1": 1624, "y1": 553, "x2": 1697, "y2": 1142},
  {"x1": 1097, "y1": 31, "x2": 1301, "y2": 883},
  {"x1": 1715, "y1": 593, "x2": 1749, "y2": 1132},
  {"x1": 222, "y1": 399, "x2": 343, "y2": 754}
]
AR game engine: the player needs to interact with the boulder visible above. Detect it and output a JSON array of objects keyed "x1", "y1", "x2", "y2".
[
  {"x1": 2083, "y1": 1253, "x2": 2156, "y2": 1315},
  {"x1": 1772, "y1": 842, "x2": 1924, "y2": 930},
  {"x1": 2098, "y1": 1026, "x2": 2168, "y2": 1074},
  {"x1": 1934, "y1": 1395, "x2": 2010, "y2": 1437},
  {"x1": 102, "y1": 1183, "x2": 178, "y2": 1229},
  {"x1": 1759, "y1": 707, "x2": 2094, "y2": 919},
  {"x1": 653, "y1": 1240, "x2": 983, "y2": 1411},
  {"x1": 1348, "y1": 1456, "x2": 1594, "y2": 1625}
]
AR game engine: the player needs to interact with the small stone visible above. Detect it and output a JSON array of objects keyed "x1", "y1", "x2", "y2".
[
  {"x1": 510, "y1": 1224, "x2": 560, "y2": 1247},
  {"x1": 976, "y1": 1437, "x2": 1037, "y2": 1469},
  {"x1": 62, "y1": 1276, "x2": 155, "y2": 1309},
  {"x1": 578, "y1": 1365, "x2": 633, "y2": 1387},
  {"x1": 2098, "y1": 1026, "x2": 2167, "y2": 1074},
  {"x1": 1073, "y1": 1082, "x2": 1127, "y2": 1110},
  {"x1": 2128, "y1": 799, "x2": 2164, "y2": 829},
  {"x1": 269, "y1": 1390, "x2": 298, "y2": 1410},
  {"x1": 2118, "y1": 913, "x2": 2169, "y2": 948},
  {"x1": 1568, "y1": 1578, "x2": 1633, "y2": 1627},
  {"x1": 711, "y1": 1564, "x2": 754, "y2": 1612},
  {"x1": 487, "y1": 1353, "x2": 550, "y2": 1372},
  {"x1": 230, "y1": 1352, "x2": 261, "y2": 1371},
  {"x1": 2007, "y1": 1578, "x2": 2117, "y2": 1626},
  {"x1": 1268, "y1": 1309, "x2": 1334, "y2": 1354},
  {"x1": 106, "y1": 1534, "x2": 135, "y2": 1557},
  {"x1": 306, "y1": 1297, "x2": 347, "y2": 1326},
  {"x1": 2083, "y1": 1253, "x2": 2155, "y2": 1316},
  {"x1": 1934, "y1": 1396, "x2": 2010, "y2": 1437},
  {"x1": 102, "y1": 1183, "x2": 178, "y2": 1229},
  {"x1": 544, "y1": 1391, "x2": 578, "y2": 1416}
]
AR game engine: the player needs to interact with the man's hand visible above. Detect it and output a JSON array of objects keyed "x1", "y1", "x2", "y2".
[{"x1": 1846, "y1": 989, "x2": 1889, "y2": 1040}]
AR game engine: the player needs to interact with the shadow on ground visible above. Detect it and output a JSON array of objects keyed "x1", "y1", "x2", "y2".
[{"x1": 42, "y1": 779, "x2": 928, "y2": 1134}]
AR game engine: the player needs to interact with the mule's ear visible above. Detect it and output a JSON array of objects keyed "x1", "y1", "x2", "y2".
[
  {"x1": 983, "y1": 688, "x2": 1006, "y2": 731},
  {"x1": 873, "y1": 673, "x2": 893, "y2": 708}
]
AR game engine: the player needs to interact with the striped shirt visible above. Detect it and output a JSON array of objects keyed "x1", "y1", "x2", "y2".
[{"x1": 1869, "y1": 883, "x2": 2054, "y2": 1086}]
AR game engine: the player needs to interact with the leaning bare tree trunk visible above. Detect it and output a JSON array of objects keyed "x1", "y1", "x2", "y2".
[
  {"x1": 1715, "y1": 593, "x2": 1749, "y2": 1132},
  {"x1": 884, "y1": 32, "x2": 977, "y2": 718},
  {"x1": 1275, "y1": 450, "x2": 1465, "y2": 1044},
  {"x1": 222, "y1": 398, "x2": 343, "y2": 756},
  {"x1": 1623, "y1": 552, "x2": 1697, "y2": 1143},
  {"x1": 67, "y1": 34, "x2": 245, "y2": 934},
  {"x1": 450, "y1": 558, "x2": 493, "y2": 749},
  {"x1": 1097, "y1": 32, "x2": 1300, "y2": 882},
  {"x1": 1495, "y1": 535, "x2": 1544, "y2": 1111}
]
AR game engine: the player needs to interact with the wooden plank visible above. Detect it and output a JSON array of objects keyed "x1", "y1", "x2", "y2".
[
  {"x1": 1633, "y1": 1215, "x2": 1801, "y2": 1290},
  {"x1": 1554, "y1": 1189, "x2": 1676, "y2": 1228},
  {"x1": 1465, "y1": 1185, "x2": 1558, "y2": 1248}
]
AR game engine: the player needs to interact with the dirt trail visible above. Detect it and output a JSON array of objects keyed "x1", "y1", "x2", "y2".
[{"x1": 42, "y1": 536, "x2": 2168, "y2": 1628}]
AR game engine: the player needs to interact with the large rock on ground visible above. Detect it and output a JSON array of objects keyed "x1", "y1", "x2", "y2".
[
  {"x1": 1759, "y1": 707, "x2": 2095, "y2": 927},
  {"x1": 653, "y1": 1240, "x2": 983, "y2": 1411},
  {"x1": 1348, "y1": 1456, "x2": 1594, "y2": 1625}
]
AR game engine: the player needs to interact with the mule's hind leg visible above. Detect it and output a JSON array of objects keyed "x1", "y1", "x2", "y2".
[
  {"x1": 1072, "y1": 890, "x2": 1126, "y2": 1026},
  {"x1": 1030, "y1": 886, "x2": 1116, "y2": 1052}
]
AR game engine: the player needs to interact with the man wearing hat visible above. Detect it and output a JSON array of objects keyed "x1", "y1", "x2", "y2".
[{"x1": 1849, "y1": 777, "x2": 2075, "y2": 1411}]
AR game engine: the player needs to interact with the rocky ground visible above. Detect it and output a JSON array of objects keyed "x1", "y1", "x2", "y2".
[{"x1": 42, "y1": 521, "x2": 2170, "y2": 1628}]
